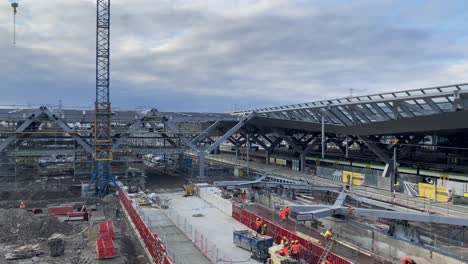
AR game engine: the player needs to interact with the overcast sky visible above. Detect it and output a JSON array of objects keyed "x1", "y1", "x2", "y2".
[{"x1": 0, "y1": 0, "x2": 467, "y2": 112}]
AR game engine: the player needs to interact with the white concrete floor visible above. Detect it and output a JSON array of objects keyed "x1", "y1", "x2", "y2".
[{"x1": 158, "y1": 191, "x2": 262, "y2": 264}]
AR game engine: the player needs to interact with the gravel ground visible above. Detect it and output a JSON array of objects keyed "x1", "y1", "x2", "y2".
[{"x1": 0, "y1": 197, "x2": 148, "y2": 264}]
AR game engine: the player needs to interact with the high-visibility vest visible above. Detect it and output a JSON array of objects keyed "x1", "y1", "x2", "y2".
[
  {"x1": 282, "y1": 246, "x2": 289, "y2": 255},
  {"x1": 279, "y1": 210, "x2": 286, "y2": 219},
  {"x1": 256, "y1": 220, "x2": 262, "y2": 227},
  {"x1": 291, "y1": 244, "x2": 299, "y2": 254},
  {"x1": 325, "y1": 230, "x2": 332, "y2": 237}
]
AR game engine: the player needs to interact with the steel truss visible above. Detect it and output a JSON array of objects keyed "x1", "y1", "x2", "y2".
[{"x1": 234, "y1": 83, "x2": 468, "y2": 125}]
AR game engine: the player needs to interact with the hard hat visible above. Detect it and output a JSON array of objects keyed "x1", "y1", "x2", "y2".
[
  {"x1": 295, "y1": 240, "x2": 299, "y2": 243},
  {"x1": 264, "y1": 224, "x2": 267, "y2": 226},
  {"x1": 256, "y1": 218, "x2": 259, "y2": 220}
]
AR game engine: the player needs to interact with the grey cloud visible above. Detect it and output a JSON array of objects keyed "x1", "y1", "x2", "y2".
[{"x1": 0, "y1": 0, "x2": 467, "y2": 112}]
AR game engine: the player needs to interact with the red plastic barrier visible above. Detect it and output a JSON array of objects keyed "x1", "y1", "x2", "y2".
[
  {"x1": 232, "y1": 204, "x2": 351, "y2": 264},
  {"x1": 99, "y1": 220, "x2": 114, "y2": 240},
  {"x1": 96, "y1": 238, "x2": 116, "y2": 259},
  {"x1": 118, "y1": 187, "x2": 172, "y2": 264}
]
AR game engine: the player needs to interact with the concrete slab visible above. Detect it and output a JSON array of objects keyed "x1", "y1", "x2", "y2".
[
  {"x1": 158, "y1": 192, "x2": 262, "y2": 264},
  {"x1": 140, "y1": 207, "x2": 211, "y2": 264}
]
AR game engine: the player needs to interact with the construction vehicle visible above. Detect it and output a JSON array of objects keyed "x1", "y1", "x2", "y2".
[{"x1": 183, "y1": 184, "x2": 194, "y2": 196}]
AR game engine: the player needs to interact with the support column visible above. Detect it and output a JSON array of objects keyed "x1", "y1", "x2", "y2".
[
  {"x1": 321, "y1": 116, "x2": 325, "y2": 159},
  {"x1": 300, "y1": 153, "x2": 306, "y2": 172},
  {"x1": 345, "y1": 135, "x2": 349, "y2": 158},
  {"x1": 266, "y1": 151, "x2": 270, "y2": 165},
  {"x1": 198, "y1": 152, "x2": 206, "y2": 178}
]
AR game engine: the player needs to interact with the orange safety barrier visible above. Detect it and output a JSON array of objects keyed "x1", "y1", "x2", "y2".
[
  {"x1": 232, "y1": 204, "x2": 351, "y2": 264},
  {"x1": 118, "y1": 187, "x2": 172, "y2": 264}
]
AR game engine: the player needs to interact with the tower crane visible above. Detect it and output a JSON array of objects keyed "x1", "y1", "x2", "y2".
[
  {"x1": 87, "y1": 0, "x2": 118, "y2": 197},
  {"x1": 8, "y1": 0, "x2": 118, "y2": 197}
]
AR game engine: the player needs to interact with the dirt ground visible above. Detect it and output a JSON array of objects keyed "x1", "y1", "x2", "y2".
[{"x1": 0, "y1": 197, "x2": 148, "y2": 264}]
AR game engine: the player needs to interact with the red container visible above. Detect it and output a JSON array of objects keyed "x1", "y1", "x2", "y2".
[{"x1": 47, "y1": 206, "x2": 73, "y2": 215}]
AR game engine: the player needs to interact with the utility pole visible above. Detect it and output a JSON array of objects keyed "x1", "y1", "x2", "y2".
[
  {"x1": 392, "y1": 147, "x2": 397, "y2": 206},
  {"x1": 11, "y1": 1, "x2": 18, "y2": 45},
  {"x1": 246, "y1": 133, "x2": 250, "y2": 177}
]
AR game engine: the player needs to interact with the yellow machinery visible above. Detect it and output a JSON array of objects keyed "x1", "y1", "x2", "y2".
[{"x1": 183, "y1": 184, "x2": 194, "y2": 197}]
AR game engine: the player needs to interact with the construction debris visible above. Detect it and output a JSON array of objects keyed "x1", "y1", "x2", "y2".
[
  {"x1": 0, "y1": 208, "x2": 73, "y2": 243},
  {"x1": 47, "y1": 233, "x2": 66, "y2": 257},
  {"x1": 5, "y1": 244, "x2": 43, "y2": 260}
]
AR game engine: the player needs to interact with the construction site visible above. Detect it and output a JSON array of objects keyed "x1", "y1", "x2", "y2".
[{"x1": 1, "y1": 1, "x2": 468, "y2": 264}]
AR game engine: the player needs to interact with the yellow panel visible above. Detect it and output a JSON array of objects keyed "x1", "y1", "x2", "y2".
[
  {"x1": 351, "y1": 172, "x2": 364, "y2": 186},
  {"x1": 464, "y1": 193, "x2": 468, "y2": 198},
  {"x1": 418, "y1": 183, "x2": 435, "y2": 199},
  {"x1": 276, "y1": 159, "x2": 287, "y2": 165},
  {"x1": 342, "y1": 171, "x2": 364, "y2": 186},
  {"x1": 342, "y1": 171, "x2": 352, "y2": 184},
  {"x1": 436, "y1": 186, "x2": 448, "y2": 202}
]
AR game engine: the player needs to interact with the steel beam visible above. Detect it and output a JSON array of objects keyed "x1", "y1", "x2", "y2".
[
  {"x1": 42, "y1": 108, "x2": 93, "y2": 154},
  {"x1": 296, "y1": 207, "x2": 348, "y2": 221},
  {"x1": 353, "y1": 208, "x2": 468, "y2": 226},
  {"x1": 191, "y1": 120, "x2": 221, "y2": 144},
  {"x1": 204, "y1": 112, "x2": 255, "y2": 154},
  {"x1": 164, "y1": 122, "x2": 201, "y2": 153}
]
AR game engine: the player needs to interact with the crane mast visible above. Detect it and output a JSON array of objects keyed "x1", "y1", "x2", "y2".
[{"x1": 88, "y1": 0, "x2": 117, "y2": 197}]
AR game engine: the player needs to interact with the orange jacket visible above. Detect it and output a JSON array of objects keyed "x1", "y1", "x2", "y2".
[
  {"x1": 279, "y1": 209, "x2": 287, "y2": 219},
  {"x1": 291, "y1": 244, "x2": 299, "y2": 254},
  {"x1": 401, "y1": 257, "x2": 414, "y2": 264},
  {"x1": 282, "y1": 245, "x2": 289, "y2": 256},
  {"x1": 284, "y1": 207, "x2": 291, "y2": 215},
  {"x1": 255, "y1": 219, "x2": 263, "y2": 228}
]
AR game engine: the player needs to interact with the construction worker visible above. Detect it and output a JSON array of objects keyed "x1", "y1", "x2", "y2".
[
  {"x1": 19, "y1": 202, "x2": 25, "y2": 209},
  {"x1": 401, "y1": 257, "x2": 416, "y2": 264},
  {"x1": 280, "y1": 237, "x2": 288, "y2": 245},
  {"x1": 291, "y1": 240, "x2": 300, "y2": 260},
  {"x1": 255, "y1": 218, "x2": 263, "y2": 233},
  {"x1": 241, "y1": 190, "x2": 247, "y2": 203},
  {"x1": 279, "y1": 208, "x2": 287, "y2": 220},
  {"x1": 282, "y1": 242, "x2": 290, "y2": 256},
  {"x1": 261, "y1": 223, "x2": 268, "y2": 235},
  {"x1": 324, "y1": 228, "x2": 333, "y2": 241},
  {"x1": 283, "y1": 205, "x2": 291, "y2": 218}
]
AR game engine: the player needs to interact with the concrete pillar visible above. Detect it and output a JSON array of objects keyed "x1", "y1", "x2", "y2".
[
  {"x1": 235, "y1": 144, "x2": 239, "y2": 160},
  {"x1": 266, "y1": 151, "x2": 271, "y2": 165},
  {"x1": 300, "y1": 153, "x2": 306, "y2": 172}
]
